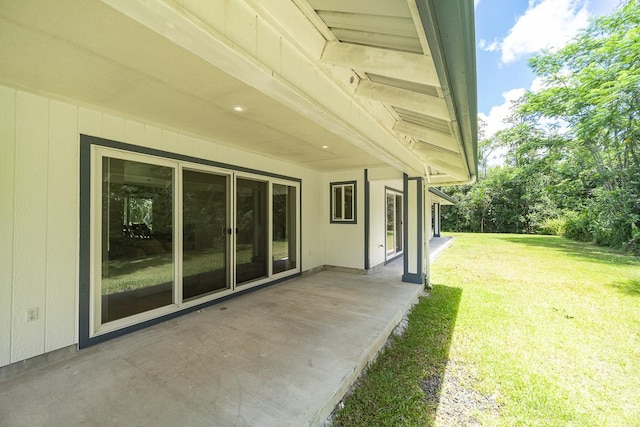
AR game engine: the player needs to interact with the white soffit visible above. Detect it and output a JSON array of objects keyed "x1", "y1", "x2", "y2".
[
  {"x1": 0, "y1": 0, "x2": 388, "y2": 171},
  {"x1": 305, "y1": 0, "x2": 472, "y2": 181},
  {"x1": 0, "y1": 0, "x2": 474, "y2": 179}
]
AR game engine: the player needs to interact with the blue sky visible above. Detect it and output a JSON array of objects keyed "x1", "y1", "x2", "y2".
[{"x1": 475, "y1": 0, "x2": 621, "y2": 137}]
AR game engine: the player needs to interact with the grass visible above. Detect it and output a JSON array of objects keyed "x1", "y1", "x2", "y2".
[{"x1": 333, "y1": 233, "x2": 640, "y2": 426}]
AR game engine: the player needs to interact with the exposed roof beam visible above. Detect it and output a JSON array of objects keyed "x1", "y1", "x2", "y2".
[
  {"x1": 413, "y1": 143, "x2": 462, "y2": 166},
  {"x1": 393, "y1": 120, "x2": 457, "y2": 152},
  {"x1": 355, "y1": 80, "x2": 450, "y2": 122},
  {"x1": 321, "y1": 41, "x2": 439, "y2": 87},
  {"x1": 428, "y1": 174, "x2": 476, "y2": 186},
  {"x1": 421, "y1": 157, "x2": 469, "y2": 181}
]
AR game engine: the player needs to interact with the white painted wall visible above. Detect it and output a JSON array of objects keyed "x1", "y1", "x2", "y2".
[
  {"x1": 0, "y1": 84, "x2": 327, "y2": 367},
  {"x1": 368, "y1": 179, "x2": 403, "y2": 269},
  {"x1": 323, "y1": 170, "x2": 365, "y2": 269}
]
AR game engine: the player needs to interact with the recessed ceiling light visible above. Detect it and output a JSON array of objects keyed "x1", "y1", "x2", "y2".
[
  {"x1": 321, "y1": 145, "x2": 329, "y2": 149},
  {"x1": 232, "y1": 105, "x2": 246, "y2": 113}
]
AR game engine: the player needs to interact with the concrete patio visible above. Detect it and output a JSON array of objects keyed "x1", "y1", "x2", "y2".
[
  {"x1": 1, "y1": 263, "x2": 416, "y2": 426},
  {"x1": 0, "y1": 239, "x2": 453, "y2": 427}
]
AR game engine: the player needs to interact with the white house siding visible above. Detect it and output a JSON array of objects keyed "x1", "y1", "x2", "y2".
[
  {"x1": 0, "y1": 84, "x2": 327, "y2": 367},
  {"x1": 323, "y1": 170, "x2": 365, "y2": 270}
]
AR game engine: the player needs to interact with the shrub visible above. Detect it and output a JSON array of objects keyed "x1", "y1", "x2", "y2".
[
  {"x1": 563, "y1": 210, "x2": 592, "y2": 241},
  {"x1": 539, "y1": 217, "x2": 566, "y2": 236}
]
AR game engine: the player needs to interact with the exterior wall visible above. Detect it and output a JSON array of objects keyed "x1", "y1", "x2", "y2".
[
  {"x1": 368, "y1": 179, "x2": 403, "y2": 269},
  {"x1": 323, "y1": 170, "x2": 365, "y2": 270},
  {"x1": 0, "y1": 84, "x2": 326, "y2": 367}
]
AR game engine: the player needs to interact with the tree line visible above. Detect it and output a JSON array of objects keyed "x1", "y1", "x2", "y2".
[{"x1": 442, "y1": 0, "x2": 640, "y2": 254}]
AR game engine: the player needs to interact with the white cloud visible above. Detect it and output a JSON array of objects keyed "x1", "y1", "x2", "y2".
[
  {"x1": 480, "y1": 88, "x2": 526, "y2": 138},
  {"x1": 478, "y1": 38, "x2": 500, "y2": 52},
  {"x1": 529, "y1": 76, "x2": 547, "y2": 93},
  {"x1": 500, "y1": 0, "x2": 590, "y2": 64}
]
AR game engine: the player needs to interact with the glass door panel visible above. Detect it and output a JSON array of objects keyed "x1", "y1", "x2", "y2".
[
  {"x1": 101, "y1": 157, "x2": 174, "y2": 323},
  {"x1": 182, "y1": 170, "x2": 229, "y2": 300},
  {"x1": 386, "y1": 190, "x2": 403, "y2": 259},
  {"x1": 395, "y1": 194, "x2": 403, "y2": 253},
  {"x1": 386, "y1": 193, "x2": 395, "y2": 256},
  {"x1": 236, "y1": 178, "x2": 268, "y2": 284},
  {"x1": 272, "y1": 184, "x2": 297, "y2": 274}
]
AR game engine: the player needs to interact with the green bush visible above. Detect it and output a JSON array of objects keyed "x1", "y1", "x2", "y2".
[
  {"x1": 563, "y1": 210, "x2": 592, "y2": 241},
  {"x1": 624, "y1": 223, "x2": 640, "y2": 254},
  {"x1": 539, "y1": 217, "x2": 566, "y2": 236}
]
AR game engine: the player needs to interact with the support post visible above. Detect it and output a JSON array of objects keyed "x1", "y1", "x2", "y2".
[
  {"x1": 402, "y1": 175, "x2": 424, "y2": 284},
  {"x1": 424, "y1": 190, "x2": 432, "y2": 289}
]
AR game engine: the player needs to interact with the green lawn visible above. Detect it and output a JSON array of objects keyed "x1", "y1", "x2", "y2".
[{"x1": 333, "y1": 233, "x2": 640, "y2": 426}]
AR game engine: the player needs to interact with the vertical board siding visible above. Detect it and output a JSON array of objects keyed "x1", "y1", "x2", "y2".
[
  {"x1": 124, "y1": 119, "x2": 145, "y2": 145},
  {"x1": 45, "y1": 100, "x2": 79, "y2": 352},
  {"x1": 102, "y1": 114, "x2": 125, "y2": 142},
  {"x1": 0, "y1": 85, "x2": 327, "y2": 367},
  {"x1": 78, "y1": 107, "x2": 102, "y2": 137},
  {"x1": 12, "y1": 91, "x2": 49, "y2": 362},
  {"x1": 161, "y1": 129, "x2": 178, "y2": 153},
  {"x1": 0, "y1": 87, "x2": 16, "y2": 366},
  {"x1": 144, "y1": 124, "x2": 162, "y2": 149}
]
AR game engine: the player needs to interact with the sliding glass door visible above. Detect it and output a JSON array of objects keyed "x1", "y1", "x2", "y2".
[
  {"x1": 235, "y1": 178, "x2": 268, "y2": 285},
  {"x1": 272, "y1": 183, "x2": 297, "y2": 274},
  {"x1": 89, "y1": 144, "x2": 300, "y2": 340},
  {"x1": 386, "y1": 189, "x2": 403, "y2": 259},
  {"x1": 100, "y1": 156, "x2": 175, "y2": 324},
  {"x1": 182, "y1": 169, "x2": 230, "y2": 300}
]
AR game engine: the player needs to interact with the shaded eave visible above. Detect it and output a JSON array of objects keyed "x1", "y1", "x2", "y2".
[{"x1": 0, "y1": 0, "x2": 478, "y2": 180}]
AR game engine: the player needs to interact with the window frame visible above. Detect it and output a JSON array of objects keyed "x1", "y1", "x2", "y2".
[
  {"x1": 80, "y1": 135, "x2": 301, "y2": 347},
  {"x1": 330, "y1": 181, "x2": 357, "y2": 224}
]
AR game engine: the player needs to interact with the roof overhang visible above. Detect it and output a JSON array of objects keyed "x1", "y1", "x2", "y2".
[
  {"x1": 0, "y1": 0, "x2": 477, "y2": 181},
  {"x1": 428, "y1": 187, "x2": 455, "y2": 205}
]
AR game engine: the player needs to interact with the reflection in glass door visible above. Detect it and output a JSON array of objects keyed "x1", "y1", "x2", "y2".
[
  {"x1": 182, "y1": 170, "x2": 229, "y2": 300},
  {"x1": 101, "y1": 157, "x2": 174, "y2": 323},
  {"x1": 386, "y1": 189, "x2": 403, "y2": 259},
  {"x1": 236, "y1": 178, "x2": 268, "y2": 284}
]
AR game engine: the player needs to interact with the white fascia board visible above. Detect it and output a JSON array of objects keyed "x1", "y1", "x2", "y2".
[{"x1": 101, "y1": 0, "x2": 426, "y2": 176}]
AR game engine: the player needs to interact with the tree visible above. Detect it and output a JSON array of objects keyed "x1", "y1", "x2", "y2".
[
  {"x1": 520, "y1": 0, "x2": 640, "y2": 250},
  {"x1": 443, "y1": 0, "x2": 640, "y2": 252}
]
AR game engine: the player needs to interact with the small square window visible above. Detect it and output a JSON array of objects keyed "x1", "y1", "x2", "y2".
[{"x1": 330, "y1": 181, "x2": 357, "y2": 224}]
